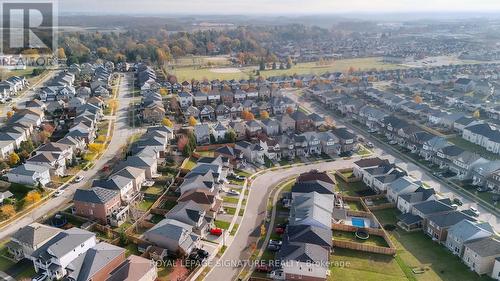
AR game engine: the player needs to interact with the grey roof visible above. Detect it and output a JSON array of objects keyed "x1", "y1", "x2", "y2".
[
  {"x1": 73, "y1": 187, "x2": 119, "y2": 204},
  {"x1": 69, "y1": 242, "x2": 125, "y2": 281},
  {"x1": 412, "y1": 200, "x2": 454, "y2": 215},
  {"x1": 291, "y1": 180, "x2": 334, "y2": 195},
  {"x1": 427, "y1": 211, "x2": 475, "y2": 228},
  {"x1": 11, "y1": 223, "x2": 61, "y2": 248},
  {"x1": 8, "y1": 163, "x2": 49, "y2": 176},
  {"x1": 399, "y1": 187, "x2": 436, "y2": 203},
  {"x1": 166, "y1": 200, "x2": 204, "y2": 226},
  {"x1": 277, "y1": 242, "x2": 329, "y2": 264},
  {"x1": 464, "y1": 236, "x2": 500, "y2": 257},
  {"x1": 285, "y1": 225, "x2": 332, "y2": 248},
  {"x1": 398, "y1": 213, "x2": 423, "y2": 225},
  {"x1": 448, "y1": 220, "x2": 494, "y2": 243},
  {"x1": 332, "y1": 127, "x2": 356, "y2": 140},
  {"x1": 32, "y1": 228, "x2": 95, "y2": 262}
]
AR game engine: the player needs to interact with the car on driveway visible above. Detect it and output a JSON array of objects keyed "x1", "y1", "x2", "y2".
[
  {"x1": 452, "y1": 198, "x2": 463, "y2": 206},
  {"x1": 227, "y1": 189, "x2": 240, "y2": 196},
  {"x1": 469, "y1": 207, "x2": 480, "y2": 217},
  {"x1": 269, "y1": 239, "x2": 282, "y2": 246},
  {"x1": 366, "y1": 142, "x2": 374, "y2": 148}
]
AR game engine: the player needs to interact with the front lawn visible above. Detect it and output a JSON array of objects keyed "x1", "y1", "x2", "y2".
[
  {"x1": 223, "y1": 197, "x2": 240, "y2": 204},
  {"x1": 214, "y1": 220, "x2": 231, "y2": 230}
]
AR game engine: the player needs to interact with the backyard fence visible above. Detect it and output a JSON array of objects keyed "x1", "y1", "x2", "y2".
[
  {"x1": 335, "y1": 168, "x2": 361, "y2": 183},
  {"x1": 332, "y1": 240, "x2": 396, "y2": 256}
]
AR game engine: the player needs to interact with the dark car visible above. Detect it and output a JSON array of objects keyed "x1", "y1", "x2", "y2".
[
  {"x1": 452, "y1": 198, "x2": 463, "y2": 206},
  {"x1": 255, "y1": 264, "x2": 273, "y2": 273},
  {"x1": 197, "y1": 248, "x2": 209, "y2": 259}
]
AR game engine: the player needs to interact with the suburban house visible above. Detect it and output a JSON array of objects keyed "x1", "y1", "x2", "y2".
[
  {"x1": 331, "y1": 127, "x2": 357, "y2": 152},
  {"x1": 386, "y1": 176, "x2": 421, "y2": 203},
  {"x1": 446, "y1": 220, "x2": 494, "y2": 257},
  {"x1": 106, "y1": 255, "x2": 158, "y2": 281},
  {"x1": 397, "y1": 187, "x2": 438, "y2": 214},
  {"x1": 462, "y1": 237, "x2": 500, "y2": 276},
  {"x1": 143, "y1": 218, "x2": 200, "y2": 256},
  {"x1": 235, "y1": 141, "x2": 265, "y2": 165},
  {"x1": 31, "y1": 228, "x2": 97, "y2": 280},
  {"x1": 425, "y1": 211, "x2": 475, "y2": 242},
  {"x1": 6, "y1": 163, "x2": 51, "y2": 186},
  {"x1": 194, "y1": 124, "x2": 210, "y2": 145},
  {"x1": 7, "y1": 223, "x2": 62, "y2": 261},
  {"x1": 73, "y1": 187, "x2": 124, "y2": 225},
  {"x1": 177, "y1": 188, "x2": 221, "y2": 217},
  {"x1": 276, "y1": 242, "x2": 329, "y2": 281},
  {"x1": 165, "y1": 200, "x2": 209, "y2": 235}
]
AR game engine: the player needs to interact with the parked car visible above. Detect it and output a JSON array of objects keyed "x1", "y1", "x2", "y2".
[
  {"x1": 210, "y1": 228, "x2": 223, "y2": 236},
  {"x1": 196, "y1": 248, "x2": 209, "y2": 259},
  {"x1": 227, "y1": 189, "x2": 240, "y2": 196},
  {"x1": 469, "y1": 207, "x2": 480, "y2": 217},
  {"x1": 275, "y1": 227, "x2": 285, "y2": 235},
  {"x1": 367, "y1": 128, "x2": 378, "y2": 133},
  {"x1": 269, "y1": 240, "x2": 282, "y2": 246},
  {"x1": 452, "y1": 198, "x2": 463, "y2": 206},
  {"x1": 267, "y1": 244, "x2": 280, "y2": 251},
  {"x1": 54, "y1": 190, "x2": 65, "y2": 197},
  {"x1": 366, "y1": 142, "x2": 374, "y2": 148},
  {"x1": 255, "y1": 264, "x2": 273, "y2": 273},
  {"x1": 339, "y1": 151, "x2": 352, "y2": 157},
  {"x1": 32, "y1": 272, "x2": 47, "y2": 281},
  {"x1": 73, "y1": 175, "x2": 84, "y2": 183},
  {"x1": 388, "y1": 140, "x2": 398, "y2": 145}
]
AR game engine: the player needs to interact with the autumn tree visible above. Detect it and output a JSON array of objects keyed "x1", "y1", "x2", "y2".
[
  {"x1": 6, "y1": 111, "x2": 14, "y2": 119},
  {"x1": 414, "y1": 95, "x2": 423, "y2": 104},
  {"x1": 188, "y1": 116, "x2": 198, "y2": 126},
  {"x1": 8, "y1": 152, "x2": 20, "y2": 166},
  {"x1": 25, "y1": 191, "x2": 42, "y2": 205},
  {"x1": 260, "y1": 110, "x2": 270, "y2": 119},
  {"x1": 159, "y1": 88, "x2": 168, "y2": 96},
  {"x1": 242, "y1": 110, "x2": 255, "y2": 121},
  {"x1": 37, "y1": 131, "x2": 50, "y2": 144},
  {"x1": 473, "y1": 110, "x2": 481, "y2": 119},
  {"x1": 0, "y1": 204, "x2": 15, "y2": 219},
  {"x1": 177, "y1": 135, "x2": 189, "y2": 151},
  {"x1": 57, "y1": 47, "x2": 66, "y2": 59},
  {"x1": 88, "y1": 143, "x2": 105, "y2": 154},
  {"x1": 286, "y1": 107, "x2": 294, "y2": 115},
  {"x1": 162, "y1": 117, "x2": 174, "y2": 128}
]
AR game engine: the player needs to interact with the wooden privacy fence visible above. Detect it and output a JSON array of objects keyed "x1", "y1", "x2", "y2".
[{"x1": 335, "y1": 168, "x2": 361, "y2": 183}]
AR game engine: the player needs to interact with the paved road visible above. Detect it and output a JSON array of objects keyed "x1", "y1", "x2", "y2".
[
  {"x1": 205, "y1": 158, "x2": 365, "y2": 281},
  {"x1": 0, "y1": 72, "x2": 141, "y2": 240},
  {"x1": 289, "y1": 93, "x2": 500, "y2": 230}
]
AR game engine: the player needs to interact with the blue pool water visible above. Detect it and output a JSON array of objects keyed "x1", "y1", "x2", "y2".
[{"x1": 352, "y1": 217, "x2": 365, "y2": 228}]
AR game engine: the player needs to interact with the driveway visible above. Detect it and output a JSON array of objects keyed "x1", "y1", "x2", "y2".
[
  {"x1": 205, "y1": 158, "x2": 366, "y2": 281},
  {"x1": 0, "y1": 72, "x2": 141, "y2": 240}
]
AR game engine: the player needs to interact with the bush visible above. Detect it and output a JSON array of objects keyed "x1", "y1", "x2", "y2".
[{"x1": 384, "y1": 224, "x2": 396, "y2": 231}]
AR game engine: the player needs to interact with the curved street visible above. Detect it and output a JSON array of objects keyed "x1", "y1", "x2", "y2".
[{"x1": 205, "y1": 158, "x2": 360, "y2": 281}]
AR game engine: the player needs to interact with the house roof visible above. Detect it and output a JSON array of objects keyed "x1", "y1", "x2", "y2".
[
  {"x1": 297, "y1": 169, "x2": 335, "y2": 185},
  {"x1": 73, "y1": 187, "x2": 119, "y2": 204},
  {"x1": 32, "y1": 228, "x2": 95, "y2": 262},
  {"x1": 68, "y1": 242, "x2": 125, "y2": 281},
  {"x1": 178, "y1": 188, "x2": 215, "y2": 206},
  {"x1": 449, "y1": 219, "x2": 494, "y2": 243},
  {"x1": 464, "y1": 236, "x2": 500, "y2": 257},
  {"x1": 285, "y1": 225, "x2": 332, "y2": 248},
  {"x1": 291, "y1": 180, "x2": 334, "y2": 195},
  {"x1": 427, "y1": 211, "x2": 475, "y2": 228},
  {"x1": 11, "y1": 223, "x2": 61, "y2": 248},
  {"x1": 166, "y1": 200, "x2": 204, "y2": 226},
  {"x1": 277, "y1": 242, "x2": 329, "y2": 264},
  {"x1": 354, "y1": 157, "x2": 390, "y2": 168},
  {"x1": 7, "y1": 163, "x2": 49, "y2": 176},
  {"x1": 412, "y1": 200, "x2": 454, "y2": 215},
  {"x1": 107, "y1": 255, "x2": 156, "y2": 281}
]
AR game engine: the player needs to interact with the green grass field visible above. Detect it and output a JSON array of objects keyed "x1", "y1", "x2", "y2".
[
  {"x1": 373, "y1": 209, "x2": 492, "y2": 281},
  {"x1": 168, "y1": 57, "x2": 402, "y2": 81},
  {"x1": 447, "y1": 136, "x2": 500, "y2": 160}
]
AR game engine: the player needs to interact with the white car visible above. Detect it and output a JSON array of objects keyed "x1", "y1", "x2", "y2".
[
  {"x1": 227, "y1": 190, "x2": 240, "y2": 196},
  {"x1": 469, "y1": 207, "x2": 480, "y2": 217},
  {"x1": 74, "y1": 175, "x2": 84, "y2": 183},
  {"x1": 54, "y1": 190, "x2": 65, "y2": 197}
]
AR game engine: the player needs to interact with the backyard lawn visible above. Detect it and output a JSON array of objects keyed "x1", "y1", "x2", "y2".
[
  {"x1": 373, "y1": 209, "x2": 492, "y2": 281},
  {"x1": 329, "y1": 248, "x2": 407, "y2": 281},
  {"x1": 335, "y1": 175, "x2": 373, "y2": 197},
  {"x1": 181, "y1": 157, "x2": 197, "y2": 170},
  {"x1": 448, "y1": 136, "x2": 500, "y2": 160},
  {"x1": 137, "y1": 199, "x2": 155, "y2": 211},
  {"x1": 332, "y1": 230, "x2": 389, "y2": 247}
]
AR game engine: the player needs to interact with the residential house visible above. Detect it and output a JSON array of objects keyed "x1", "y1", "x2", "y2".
[
  {"x1": 165, "y1": 200, "x2": 209, "y2": 236},
  {"x1": 332, "y1": 127, "x2": 356, "y2": 153},
  {"x1": 107, "y1": 255, "x2": 158, "y2": 281},
  {"x1": 277, "y1": 114, "x2": 296, "y2": 134},
  {"x1": 446, "y1": 220, "x2": 494, "y2": 257},
  {"x1": 6, "y1": 163, "x2": 51, "y2": 186},
  {"x1": 143, "y1": 218, "x2": 200, "y2": 256},
  {"x1": 397, "y1": 187, "x2": 438, "y2": 214},
  {"x1": 73, "y1": 187, "x2": 123, "y2": 225},
  {"x1": 235, "y1": 141, "x2": 265, "y2": 165},
  {"x1": 261, "y1": 118, "x2": 280, "y2": 136},
  {"x1": 462, "y1": 237, "x2": 500, "y2": 276},
  {"x1": 425, "y1": 211, "x2": 475, "y2": 242},
  {"x1": 177, "y1": 188, "x2": 221, "y2": 217},
  {"x1": 7, "y1": 223, "x2": 61, "y2": 261},
  {"x1": 194, "y1": 124, "x2": 210, "y2": 145}
]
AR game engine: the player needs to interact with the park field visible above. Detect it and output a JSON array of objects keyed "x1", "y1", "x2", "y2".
[{"x1": 168, "y1": 57, "x2": 403, "y2": 81}]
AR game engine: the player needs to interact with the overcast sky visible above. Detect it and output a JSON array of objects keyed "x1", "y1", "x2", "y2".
[{"x1": 59, "y1": 0, "x2": 500, "y2": 15}]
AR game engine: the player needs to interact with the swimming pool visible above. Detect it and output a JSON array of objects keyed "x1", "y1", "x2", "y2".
[{"x1": 352, "y1": 217, "x2": 365, "y2": 228}]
